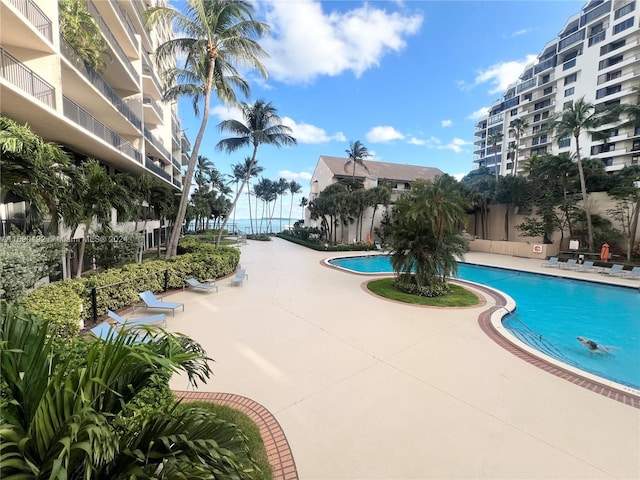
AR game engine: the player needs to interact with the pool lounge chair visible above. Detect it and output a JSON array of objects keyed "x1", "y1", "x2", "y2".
[
  {"x1": 136, "y1": 291, "x2": 184, "y2": 316},
  {"x1": 90, "y1": 321, "x2": 153, "y2": 342},
  {"x1": 559, "y1": 259, "x2": 578, "y2": 269},
  {"x1": 184, "y1": 278, "x2": 218, "y2": 293},
  {"x1": 107, "y1": 309, "x2": 166, "y2": 328},
  {"x1": 541, "y1": 257, "x2": 559, "y2": 267},
  {"x1": 576, "y1": 260, "x2": 596, "y2": 273},
  {"x1": 230, "y1": 269, "x2": 248, "y2": 286},
  {"x1": 601, "y1": 264, "x2": 625, "y2": 276},
  {"x1": 623, "y1": 266, "x2": 640, "y2": 279}
]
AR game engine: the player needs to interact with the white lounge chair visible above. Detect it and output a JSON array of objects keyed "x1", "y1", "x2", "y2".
[
  {"x1": 136, "y1": 291, "x2": 184, "y2": 316},
  {"x1": 623, "y1": 266, "x2": 640, "y2": 279},
  {"x1": 601, "y1": 264, "x2": 625, "y2": 276},
  {"x1": 559, "y1": 259, "x2": 578, "y2": 269},
  {"x1": 230, "y1": 268, "x2": 248, "y2": 286},
  {"x1": 576, "y1": 260, "x2": 596, "y2": 272},
  {"x1": 184, "y1": 278, "x2": 218, "y2": 293},
  {"x1": 541, "y1": 257, "x2": 559, "y2": 267}
]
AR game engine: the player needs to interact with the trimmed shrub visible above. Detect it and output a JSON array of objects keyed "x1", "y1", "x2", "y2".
[
  {"x1": 85, "y1": 229, "x2": 143, "y2": 269},
  {"x1": 394, "y1": 275, "x2": 451, "y2": 298}
]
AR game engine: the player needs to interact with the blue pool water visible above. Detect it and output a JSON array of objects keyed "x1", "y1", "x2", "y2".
[{"x1": 329, "y1": 255, "x2": 640, "y2": 390}]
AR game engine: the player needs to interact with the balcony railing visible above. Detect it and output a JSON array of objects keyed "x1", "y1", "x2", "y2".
[
  {"x1": 0, "y1": 48, "x2": 55, "y2": 108},
  {"x1": 112, "y1": 1, "x2": 138, "y2": 47},
  {"x1": 141, "y1": 50, "x2": 163, "y2": 93},
  {"x1": 60, "y1": 38, "x2": 142, "y2": 130},
  {"x1": 171, "y1": 156, "x2": 181, "y2": 171},
  {"x1": 87, "y1": 0, "x2": 139, "y2": 83},
  {"x1": 143, "y1": 96, "x2": 163, "y2": 120},
  {"x1": 144, "y1": 127, "x2": 171, "y2": 160},
  {"x1": 145, "y1": 157, "x2": 171, "y2": 182},
  {"x1": 63, "y1": 96, "x2": 142, "y2": 163},
  {"x1": 8, "y1": 0, "x2": 52, "y2": 42},
  {"x1": 172, "y1": 177, "x2": 182, "y2": 188},
  {"x1": 516, "y1": 78, "x2": 537, "y2": 94}
]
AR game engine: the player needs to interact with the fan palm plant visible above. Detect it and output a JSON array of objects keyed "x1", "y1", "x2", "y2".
[
  {"x1": 0, "y1": 301, "x2": 257, "y2": 479},
  {"x1": 215, "y1": 99, "x2": 296, "y2": 244},
  {"x1": 146, "y1": 0, "x2": 269, "y2": 258},
  {"x1": 344, "y1": 140, "x2": 371, "y2": 180}
]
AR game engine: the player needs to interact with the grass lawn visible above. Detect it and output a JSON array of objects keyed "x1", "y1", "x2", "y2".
[
  {"x1": 366, "y1": 278, "x2": 479, "y2": 307},
  {"x1": 184, "y1": 401, "x2": 271, "y2": 480}
]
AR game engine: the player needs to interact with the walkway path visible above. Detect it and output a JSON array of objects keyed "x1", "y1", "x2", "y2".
[{"x1": 167, "y1": 239, "x2": 639, "y2": 479}]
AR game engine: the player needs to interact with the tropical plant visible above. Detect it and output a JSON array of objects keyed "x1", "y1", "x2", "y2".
[
  {"x1": 508, "y1": 118, "x2": 528, "y2": 176},
  {"x1": 147, "y1": 0, "x2": 269, "y2": 258},
  {"x1": 460, "y1": 167, "x2": 495, "y2": 239},
  {"x1": 495, "y1": 175, "x2": 529, "y2": 241},
  {"x1": 607, "y1": 165, "x2": 640, "y2": 261},
  {"x1": 0, "y1": 116, "x2": 71, "y2": 234},
  {"x1": 547, "y1": 97, "x2": 616, "y2": 251},
  {"x1": 486, "y1": 130, "x2": 503, "y2": 181},
  {"x1": 58, "y1": 0, "x2": 109, "y2": 71},
  {"x1": 216, "y1": 99, "x2": 297, "y2": 244},
  {"x1": 0, "y1": 300, "x2": 259, "y2": 479},
  {"x1": 344, "y1": 140, "x2": 371, "y2": 180},
  {"x1": 387, "y1": 176, "x2": 469, "y2": 296},
  {"x1": 287, "y1": 180, "x2": 302, "y2": 230}
]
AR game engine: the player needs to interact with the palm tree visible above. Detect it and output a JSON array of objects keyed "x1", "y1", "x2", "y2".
[
  {"x1": 287, "y1": 180, "x2": 302, "y2": 229},
  {"x1": 548, "y1": 97, "x2": 614, "y2": 251},
  {"x1": 216, "y1": 99, "x2": 297, "y2": 244},
  {"x1": 368, "y1": 186, "x2": 391, "y2": 240},
  {"x1": 0, "y1": 116, "x2": 71, "y2": 234},
  {"x1": 0, "y1": 301, "x2": 258, "y2": 479},
  {"x1": 388, "y1": 176, "x2": 468, "y2": 293},
  {"x1": 344, "y1": 140, "x2": 371, "y2": 180},
  {"x1": 487, "y1": 131, "x2": 503, "y2": 182},
  {"x1": 508, "y1": 118, "x2": 528, "y2": 176},
  {"x1": 146, "y1": 0, "x2": 269, "y2": 258},
  {"x1": 277, "y1": 177, "x2": 289, "y2": 232}
]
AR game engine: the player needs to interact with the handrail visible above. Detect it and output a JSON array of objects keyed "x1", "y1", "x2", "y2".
[
  {"x1": 0, "y1": 47, "x2": 55, "y2": 108},
  {"x1": 7, "y1": 0, "x2": 52, "y2": 42}
]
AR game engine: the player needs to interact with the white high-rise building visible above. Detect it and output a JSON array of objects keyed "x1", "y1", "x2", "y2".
[
  {"x1": 0, "y1": 0, "x2": 188, "y2": 242},
  {"x1": 473, "y1": 0, "x2": 640, "y2": 176}
]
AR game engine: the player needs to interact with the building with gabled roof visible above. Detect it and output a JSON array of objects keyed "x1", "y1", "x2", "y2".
[{"x1": 305, "y1": 155, "x2": 444, "y2": 242}]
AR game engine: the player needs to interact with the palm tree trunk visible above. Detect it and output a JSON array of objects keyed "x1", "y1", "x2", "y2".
[
  {"x1": 504, "y1": 206, "x2": 510, "y2": 241},
  {"x1": 247, "y1": 184, "x2": 253, "y2": 235},
  {"x1": 288, "y1": 196, "x2": 294, "y2": 230},
  {"x1": 166, "y1": 62, "x2": 215, "y2": 258},
  {"x1": 574, "y1": 136, "x2": 594, "y2": 251},
  {"x1": 627, "y1": 197, "x2": 640, "y2": 262},
  {"x1": 216, "y1": 146, "x2": 258, "y2": 245}
]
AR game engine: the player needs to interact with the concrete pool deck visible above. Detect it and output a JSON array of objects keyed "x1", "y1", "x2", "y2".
[{"x1": 168, "y1": 238, "x2": 639, "y2": 479}]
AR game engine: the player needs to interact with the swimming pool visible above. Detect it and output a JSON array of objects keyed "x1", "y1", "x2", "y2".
[{"x1": 328, "y1": 255, "x2": 640, "y2": 391}]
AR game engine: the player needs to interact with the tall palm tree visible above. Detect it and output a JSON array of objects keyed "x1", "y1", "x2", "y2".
[
  {"x1": 548, "y1": 97, "x2": 614, "y2": 251},
  {"x1": 215, "y1": 99, "x2": 297, "y2": 244},
  {"x1": 0, "y1": 301, "x2": 258, "y2": 479},
  {"x1": 344, "y1": 140, "x2": 371, "y2": 180},
  {"x1": 508, "y1": 118, "x2": 528, "y2": 177},
  {"x1": 146, "y1": 0, "x2": 269, "y2": 258},
  {"x1": 487, "y1": 131, "x2": 503, "y2": 182},
  {"x1": 277, "y1": 177, "x2": 289, "y2": 231},
  {"x1": 287, "y1": 180, "x2": 302, "y2": 229}
]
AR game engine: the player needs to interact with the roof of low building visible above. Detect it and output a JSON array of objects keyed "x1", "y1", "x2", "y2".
[{"x1": 319, "y1": 155, "x2": 444, "y2": 183}]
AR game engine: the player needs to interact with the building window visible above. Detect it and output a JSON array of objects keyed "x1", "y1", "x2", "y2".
[
  {"x1": 510, "y1": 109, "x2": 518, "y2": 116},
  {"x1": 632, "y1": 155, "x2": 639, "y2": 165},
  {"x1": 600, "y1": 39, "x2": 626, "y2": 55},
  {"x1": 534, "y1": 99, "x2": 551, "y2": 110},
  {"x1": 533, "y1": 113, "x2": 541, "y2": 122},
  {"x1": 543, "y1": 86, "x2": 553, "y2": 95},
  {"x1": 564, "y1": 73, "x2": 577, "y2": 85},
  {"x1": 598, "y1": 54, "x2": 623, "y2": 70},
  {"x1": 632, "y1": 140, "x2": 640, "y2": 151},
  {"x1": 524, "y1": 93, "x2": 533, "y2": 101},
  {"x1": 614, "y1": 2, "x2": 635, "y2": 19},
  {"x1": 542, "y1": 111, "x2": 550, "y2": 120},
  {"x1": 563, "y1": 58, "x2": 577, "y2": 70},
  {"x1": 596, "y1": 83, "x2": 622, "y2": 99},
  {"x1": 558, "y1": 137, "x2": 571, "y2": 148},
  {"x1": 565, "y1": 87, "x2": 575, "y2": 97},
  {"x1": 541, "y1": 74, "x2": 550, "y2": 84},
  {"x1": 601, "y1": 157, "x2": 613, "y2": 167},
  {"x1": 613, "y1": 17, "x2": 634, "y2": 34}
]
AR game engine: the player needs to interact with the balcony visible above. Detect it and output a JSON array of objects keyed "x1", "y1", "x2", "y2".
[
  {"x1": 7, "y1": 0, "x2": 52, "y2": 42},
  {"x1": 144, "y1": 127, "x2": 171, "y2": 162},
  {"x1": 516, "y1": 78, "x2": 537, "y2": 94},
  {"x1": 171, "y1": 156, "x2": 182, "y2": 171},
  {"x1": 142, "y1": 50, "x2": 163, "y2": 97},
  {"x1": 60, "y1": 38, "x2": 142, "y2": 131},
  {"x1": 558, "y1": 28, "x2": 585, "y2": 51},
  {"x1": 87, "y1": 0, "x2": 139, "y2": 85},
  {"x1": 143, "y1": 95, "x2": 163, "y2": 124},
  {"x1": 63, "y1": 96, "x2": 142, "y2": 164},
  {"x1": 0, "y1": 48, "x2": 55, "y2": 108},
  {"x1": 172, "y1": 177, "x2": 182, "y2": 189},
  {"x1": 145, "y1": 157, "x2": 172, "y2": 183}
]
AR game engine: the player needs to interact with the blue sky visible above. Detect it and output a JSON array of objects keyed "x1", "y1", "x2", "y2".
[{"x1": 177, "y1": 0, "x2": 584, "y2": 219}]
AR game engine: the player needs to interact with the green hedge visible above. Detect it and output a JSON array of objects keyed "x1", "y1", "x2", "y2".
[
  {"x1": 276, "y1": 233, "x2": 377, "y2": 251},
  {"x1": 20, "y1": 243, "x2": 240, "y2": 340}
]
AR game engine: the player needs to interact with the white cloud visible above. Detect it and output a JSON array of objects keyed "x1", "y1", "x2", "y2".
[
  {"x1": 261, "y1": 0, "x2": 423, "y2": 84},
  {"x1": 466, "y1": 106, "x2": 490, "y2": 121},
  {"x1": 366, "y1": 126, "x2": 405, "y2": 143},
  {"x1": 209, "y1": 104, "x2": 243, "y2": 122},
  {"x1": 441, "y1": 119, "x2": 453, "y2": 127},
  {"x1": 512, "y1": 28, "x2": 532, "y2": 37},
  {"x1": 440, "y1": 137, "x2": 471, "y2": 154},
  {"x1": 278, "y1": 170, "x2": 313, "y2": 181},
  {"x1": 452, "y1": 173, "x2": 467, "y2": 181},
  {"x1": 474, "y1": 54, "x2": 539, "y2": 94},
  {"x1": 282, "y1": 117, "x2": 346, "y2": 143},
  {"x1": 408, "y1": 137, "x2": 426, "y2": 145}
]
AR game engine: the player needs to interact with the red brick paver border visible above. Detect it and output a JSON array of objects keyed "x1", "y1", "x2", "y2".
[
  {"x1": 175, "y1": 391, "x2": 298, "y2": 480},
  {"x1": 469, "y1": 282, "x2": 640, "y2": 409}
]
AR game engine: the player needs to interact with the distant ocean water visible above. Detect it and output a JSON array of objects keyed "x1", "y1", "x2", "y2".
[{"x1": 188, "y1": 218, "x2": 302, "y2": 234}]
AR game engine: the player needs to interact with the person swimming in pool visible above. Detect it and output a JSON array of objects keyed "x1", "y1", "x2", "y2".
[{"x1": 577, "y1": 336, "x2": 611, "y2": 353}]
